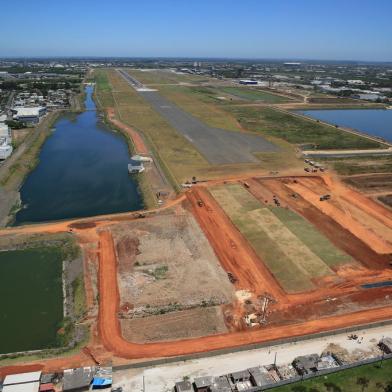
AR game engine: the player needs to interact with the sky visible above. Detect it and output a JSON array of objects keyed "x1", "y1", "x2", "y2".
[{"x1": 1, "y1": 0, "x2": 391, "y2": 61}]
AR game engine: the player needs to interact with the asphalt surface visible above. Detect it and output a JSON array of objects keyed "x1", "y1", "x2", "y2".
[{"x1": 118, "y1": 70, "x2": 278, "y2": 165}]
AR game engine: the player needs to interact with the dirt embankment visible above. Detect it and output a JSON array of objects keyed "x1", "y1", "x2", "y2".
[{"x1": 106, "y1": 108, "x2": 148, "y2": 155}]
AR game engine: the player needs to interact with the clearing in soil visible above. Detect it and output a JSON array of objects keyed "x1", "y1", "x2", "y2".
[{"x1": 110, "y1": 208, "x2": 235, "y2": 343}]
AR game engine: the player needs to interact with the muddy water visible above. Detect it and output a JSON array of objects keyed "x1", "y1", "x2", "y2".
[{"x1": 15, "y1": 86, "x2": 142, "y2": 224}]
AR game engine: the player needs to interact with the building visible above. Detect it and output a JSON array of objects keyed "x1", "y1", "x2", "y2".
[
  {"x1": 63, "y1": 367, "x2": 96, "y2": 392},
  {"x1": 194, "y1": 376, "x2": 213, "y2": 392},
  {"x1": 0, "y1": 141, "x2": 13, "y2": 159},
  {"x1": 131, "y1": 154, "x2": 153, "y2": 162},
  {"x1": 12, "y1": 107, "x2": 47, "y2": 124},
  {"x1": 209, "y1": 376, "x2": 231, "y2": 392},
  {"x1": 230, "y1": 370, "x2": 250, "y2": 383},
  {"x1": 0, "y1": 122, "x2": 11, "y2": 144},
  {"x1": 2, "y1": 371, "x2": 41, "y2": 392},
  {"x1": 175, "y1": 380, "x2": 193, "y2": 392},
  {"x1": 239, "y1": 80, "x2": 258, "y2": 85},
  {"x1": 248, "y1": 367, "x2": 274, "y2": 387},
  {"x1": 379, "y1": 337, "x2": 392, "y2": 354},
  {"x1": 128, "y1": 161, "x2": 145, "y2": 173},
  {"x1": 292, "y1": 354, "x2": 320, "y2": 375}
]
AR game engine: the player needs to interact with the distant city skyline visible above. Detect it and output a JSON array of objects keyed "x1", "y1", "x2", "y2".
[{"x1": 1, "y1": 0, "x2": 392, "y2": 61}]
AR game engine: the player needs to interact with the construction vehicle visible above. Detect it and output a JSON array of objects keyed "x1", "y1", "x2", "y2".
[
  {"x1": 320, "y1": 194, "x2": 331, "y2": 201},
  {"x1": 197, "y1": 199, "x2": 204, "y2": 207},
  {"x1": 304, "y1": 167, "x2": 310, "y2": 172},
  {"x1": 243, "y1": 182, "x2": 250, "y2": 188},
  {"x1": 227, "y1": 272, "x2": 238, "y2": 284}
]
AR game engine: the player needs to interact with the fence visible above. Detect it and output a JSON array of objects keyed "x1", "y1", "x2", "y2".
[{"x1": 113, "y1": 318, "x2": 392, "y2": 371}]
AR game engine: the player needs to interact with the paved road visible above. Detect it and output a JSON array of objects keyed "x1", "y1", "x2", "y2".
[{"x1": 118, "y1": 70, "x2": 279, "y2": 165}]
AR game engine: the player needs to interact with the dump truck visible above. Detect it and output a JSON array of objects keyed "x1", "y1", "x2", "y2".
[
  {"x1": 197, "y1": 199, "x2": 204, "y2": 207},
  {"x1": 227, "y1": 272, "x2": 238, "y2": 284},
  {"x1": 320, "y1": 194, "x2": 331, "y2": 201},
  {"x1": 243, "y1": 182, "x2": 250, "y2": 188}
]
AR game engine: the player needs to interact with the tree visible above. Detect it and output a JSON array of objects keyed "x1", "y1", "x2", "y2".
[
  {"x1": 291, "y1": 386, "x2": 307, "y2": 392},
  {"x1": 324, "y1": 382, "x2": 342, "y2": 392},
  {"x1": 357, "y1": 377, "x2": 370, "y2": 392}
]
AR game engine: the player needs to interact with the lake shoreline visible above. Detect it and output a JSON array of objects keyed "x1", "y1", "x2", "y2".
[{"x1": 14, "y1": 86, "x2": 143, "y2": 224}]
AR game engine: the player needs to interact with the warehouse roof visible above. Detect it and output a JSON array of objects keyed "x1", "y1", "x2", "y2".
[
  {"x1": 4, "y1": 371, "x2": 42, "y2": 385},
  {"x1": 3, "y1": 382, "x2": 40, "y2": 392},
  {"x1": 13, "y1": 107, "x2": 45, "y2": 117}
]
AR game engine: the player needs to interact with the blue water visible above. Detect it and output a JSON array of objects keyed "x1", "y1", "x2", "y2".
[
  {"x1": 15, "y1": 86, "x2": 143, "y2": 224},
  {"x1": 361, "y1": 281, "x2": 392, "y2": 289},
  {"x1": 297, "y1": 109, "x2": 392, "y2": 143}
]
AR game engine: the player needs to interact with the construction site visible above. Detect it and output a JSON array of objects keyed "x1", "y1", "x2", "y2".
[{"x1": 1, "y1": 172, "x2": 391, "y2": 375}]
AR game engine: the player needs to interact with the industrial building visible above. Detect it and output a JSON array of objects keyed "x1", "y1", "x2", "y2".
[
  {"x1": 2, "y1": 371, "x2": 42, "y2": 392},
  {"x1": 12, "y1": 107, "x2": 47, "y2": 124},
  {"x1": 0, "y1": 115, "x2": 12, "y2": 159}
]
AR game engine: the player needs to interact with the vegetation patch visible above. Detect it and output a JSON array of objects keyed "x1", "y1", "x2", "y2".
[
  {"x1": 319, "y1": 155, "x2": 392, "y2": 175},
  {"x1": 210, "y1": 184, "x2": 347, "y2": 292},
  {"x1": 220, "y1": 87, "x2": 290, "y2": 103},
  {"x1": 226, "y1": 106, "x2": 383, "y2": 150},
  {"x1": 270, "y1": 207, "x2": 352, "y2": 267},
  {"x1": 273, "y1": 359, "x2": 392, "y2": 392}
]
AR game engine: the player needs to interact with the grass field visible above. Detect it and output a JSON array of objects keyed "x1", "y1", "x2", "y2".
[
  {"x1": 318, "y1": 155, "x2": 392, "y2": 175},
  {"x1": 227, "y1": 106, "x2": 383, "y2": 150},
  {"x1": 273, "y1": 359, "x2": 392, "y2": 392},
  {"x1": 210, "y1": 184, "x2": 351, "y2": 292},
  {"x1": 220, "y1": 87, "x2": 290, "y2": 103},
  {"x1": 146, "y1": 84, "x2": 243, "y2": 131},
  {"x1": 126, "y1": 69, "x2": 209, "y2": 85},
  {"x1": 94, "y1": 69, "x2": 282, "y2": 184},
  {"x1": 126, "y1": 70, "x2": 382, "y2": 152}
]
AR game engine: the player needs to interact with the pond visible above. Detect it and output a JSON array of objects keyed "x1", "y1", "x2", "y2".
[
  {"x1": 15, "y1": 86, "x2": 143, "y2": 224},
  {"x1": 296, "y1": 109, "x2": 392, "y2": 143}
]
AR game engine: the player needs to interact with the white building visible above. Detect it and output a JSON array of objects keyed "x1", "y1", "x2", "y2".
[
  {"x1": 2, "y1": 371, "x2": 41, "y2": 392},
  {"x1": 12, "y1": 107, "x2": 47, "y2": 124},
  {"x1": 0, "y1": 122, "x2": 11, "y2": 144},
  {"x1": 0, "y1": 140, "x2": 12, "y2": 160}
]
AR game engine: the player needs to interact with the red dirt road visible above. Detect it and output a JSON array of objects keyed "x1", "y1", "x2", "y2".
[
  {"x1": 186, "y1": 187, "x2": 287, "y2": 303},
  {"x1": 107, "y1": 108, "x2": 148, "y2": 155},
  {"x1": 98, "y1": 229, "x2": 392, "y2": 359}
]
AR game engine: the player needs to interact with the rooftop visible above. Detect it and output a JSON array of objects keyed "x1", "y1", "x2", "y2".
[{"x1": 4, "y1": 372, "x2": 42, "y2": 385}]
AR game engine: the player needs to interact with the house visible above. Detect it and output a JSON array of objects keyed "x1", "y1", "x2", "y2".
[
  {"x1": 175, "y1": 380, "x2": 193, "y2": 392},
  {"x1": 209, "y1": 376, "x2": 231, "y2": 392},
  {"x1": 194, "y1": 376, "x2": 213, "y2": 392},
  {"x1": 230, "y1": 370, "x2": 250, "y2": 383},
  {"x1": 63, "y1": 367, "x2": 96, "y2": 392},
  {"x1": 379, "y1": 337, "x2": 392, "y2": 354},
  {"x1": 292, "y1": 354, "x2": 320, "y2": 375},
  {"x1": 248, "y1": 367, "x2": 274, "y2": 387}
]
